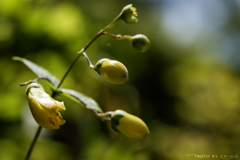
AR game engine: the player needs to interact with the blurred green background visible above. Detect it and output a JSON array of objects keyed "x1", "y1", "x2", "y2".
[{"x1": 1, "y1": 0, "x2": 240, "y2": 159}]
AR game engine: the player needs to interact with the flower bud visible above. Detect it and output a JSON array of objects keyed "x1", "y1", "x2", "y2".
[
  {"x1": 26, "y1": 83, "x2": 66, "y2": 129},
  {"x1": 120, "y1": 4, "x2": 138, "y2": 24},
  {"x1": 131, "y1": 34, "x2": 150, "y2": 52},
  {"x1": 94, "y1": 58, "x2": 128, "y2": 84},
  {"x1": 111, "y1": 110, "x2": 150, "y2": 139}
]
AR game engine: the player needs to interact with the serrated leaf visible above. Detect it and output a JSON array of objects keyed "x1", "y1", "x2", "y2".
[
  {"x1": 60, "y1": 88, "x2": 103, "y2": 113},
  {"x1": 13, "y1": 56, "x2": 60, "y2": 89}
]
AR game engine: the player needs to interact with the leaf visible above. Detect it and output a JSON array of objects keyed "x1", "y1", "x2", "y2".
[
  {"x1": 12, "y1": 56, "x2": 60, "y2": 89},
  {"x1": 59, "y1": 88, "x2": 103, "y2": 113}
]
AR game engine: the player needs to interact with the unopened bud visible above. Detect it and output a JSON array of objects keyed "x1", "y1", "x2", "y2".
[
  {"x1": 131, "y1": 34, "x2": 150, "y2": 52},
  {"x1": 94, "y1": 59, "x2": 128, "y2": 84},
  {"x1": 120, "y1": 4, "x2": 138, "y2": 24},
  {"x1": 111, "y1": 110, "x2": 150, "y2": 139}
]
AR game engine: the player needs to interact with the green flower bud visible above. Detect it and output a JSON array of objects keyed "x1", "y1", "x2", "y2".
[
  {"x1": 26, "y1": 83, "x2": 66, "y2": 129},
  {"x1": 94, "y1": 58, "x2": 128, "y2": 84},
  {"x1": 120, "y1": 4, "x2": 138, "y2": 24},
  {"x1": 111, "y1": 110, "x2": 150, "y2": 139},
  {"x1": 131, "y1": 34, "x2": 150, "y2": 52}
]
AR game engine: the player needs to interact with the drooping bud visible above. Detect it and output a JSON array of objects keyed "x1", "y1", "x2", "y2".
[
  {"x1": 94, "y1": 58, "x2": 128, "y2": 84},
  {"x1": 26, "y1": 83, "x2": 66, "y2": 129},
  {"x1": 131, "y1": 34, "x2": 150, "y2": 52},
  {"x1": 120, "y1": 4, "x2": 138, "y2": 24},
  {"x1": 111, "y1": 110, "x2": 150, "y2": 139}
]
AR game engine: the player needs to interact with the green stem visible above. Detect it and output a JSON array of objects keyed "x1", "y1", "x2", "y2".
[
  {"x1": 25, "y1": 126, "x2": 42, "y2": 160},
  {"x1": 102, "y1": 32, "x2": 132, "y2": 40},
  {"x1": 91, "y1": 109, "x2": 112, "y2": 121},
  {"x1": 82, "y1": 15, "x2": 121, "y2": 52},
  {"x1": 24, "y1": 10, "x2": 122, "y2": 160},
  {"x1": 57, "y1": 52, "x2": 83, "y2": 89}
]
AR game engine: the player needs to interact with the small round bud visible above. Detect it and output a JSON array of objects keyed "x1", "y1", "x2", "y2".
[
  {"x1": 94, "y1": 59, "x2": 128, "y2": 84},
  {"x1": 111, "y1": 110, "x2": 150, "y2": 139},
  {"x1": 131, "y1": 34, "x2": 150, "y2": 52},
  {"x1": 120, "y1": 4, "x2": 138, "y2": 24}
]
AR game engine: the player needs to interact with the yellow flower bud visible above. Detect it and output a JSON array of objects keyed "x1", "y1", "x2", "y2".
[
  {"x1": 94, "y1": 58, "x2": 128, "y2": 84},
  {"x1": 120, "y1": 4, "x2": 138, "y2": 24},
  {"x1": 111, "y1": 110, "x2": 150, "y2": 139},
  {"x1": 131, "y1": 34, "x2": 150, "y2": 52},
  {"x1": 26, "y1": 83, "x2": 66, "y2": 129}
]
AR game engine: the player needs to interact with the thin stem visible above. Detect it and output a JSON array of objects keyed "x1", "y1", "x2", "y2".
[
  {"x1": 82, "y1": 52, "x2": 94, "y2": 69},
  {"x1": 20, "y1": 77, "x2": 51, "y2": 86},
  {"x1": 102, "y1": 32, "x2": 132, "y2": 40},
  {"x1": 57, "y1": 52, "x2": 83, "y2": 89},
  {"x1": 91, "y1": 109, "x2": 112, "y2": 121},
  {"x1": 82, "y1": 13, "x2": 121, "y2": 52},
  {"x1": 25, "y1": 126, "x2": 42, "y2": 160}
]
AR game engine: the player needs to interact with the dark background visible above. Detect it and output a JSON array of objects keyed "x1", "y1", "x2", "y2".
[{"x1": 1, "y1": 0, "x2": 240, "y2": 159}]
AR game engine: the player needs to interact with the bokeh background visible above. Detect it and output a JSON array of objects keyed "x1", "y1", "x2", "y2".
[{"x1": 1, "y1": 0, "x2": 240, "y2": 159}]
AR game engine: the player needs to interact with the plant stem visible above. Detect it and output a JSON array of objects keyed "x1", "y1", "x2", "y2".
[
  {"x1": 57, "y1": 52, "x2": 83, "y2": 89},
  {"x1": 25, "y1": 126, "x2": 42, "y2": 160},
  {"x1": 82, "y1": 14, "x2": 121, "y2": 52},
  {"x1": 24, "y1": 9, "x2": 122, "y2": 160},
  {"x1": 91, "y1": 109, "x2": 112, "y2": 121},
  {"x1": 102, "y1": 32, "x2": 132, "y2": 40},
  {"x1": 20, "y1": 77, "x2": 51, "y2": 86},
  {"x1": 82, "y1": 52, "x2": 94, "y2": 69}
]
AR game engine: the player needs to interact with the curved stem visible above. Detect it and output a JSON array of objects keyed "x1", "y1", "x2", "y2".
[
  {"x1": 91, "y1": 109, "x2": 112, "y2": 121},
  {"x1": 20, "y1": 77, "x2": 51, "y2": 86},
  {"x1": 102, "y1": 32, "x2": 132, "y2": 40}
]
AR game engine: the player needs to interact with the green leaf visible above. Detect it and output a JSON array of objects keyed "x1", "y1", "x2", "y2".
[
  {"x1": 12, "y1": 56, "x2": 60, "y2": 89},
  {"x1": 60, "y1": 88, "x2": 103, "y2": 113}
]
